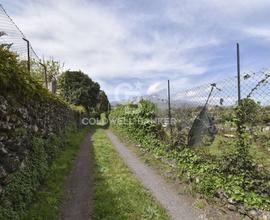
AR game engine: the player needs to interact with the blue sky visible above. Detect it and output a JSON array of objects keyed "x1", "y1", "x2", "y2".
[{"x1": 1, "y1": 0, "x2": 270, "y2": 101}]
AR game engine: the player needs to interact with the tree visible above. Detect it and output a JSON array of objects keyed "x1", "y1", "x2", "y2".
[
  {"x1": 58, "y1": 70, "x2": 100, "y2": 112},
  {"x1": 31, "y1": 58, "x2": 63, "y2": 87},
  {"x1": 96, "y1": 90, "x2": 110, "y2": 113}
]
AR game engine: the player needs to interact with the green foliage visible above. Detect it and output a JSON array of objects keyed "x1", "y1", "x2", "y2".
[
  {"x1": 232, "y1": 98, "x2": 260, "y2": 172},
  {"x1": 0, "y1": 45, "x2": 34, "y2": 98},
  {"x1": 69, "y1": 104, "x2": 87, "y2": 114},
  {"x1": 110, "y1": 100, "x2": 166, "y2": 142},
  {"x1": 96, "y1": 90, "x2": 110, "y2": 113},
  {"x1": 92, "y1": 128, "x2": 169, "y2": 220},
  {"x1": 0, "y1": 46, "x2": 85, "y2": 219},
  {"x1": 237, "y1": 98, "x2": 262, "y2": 127},
  {"x1": 43, "y1": 59, "x2": 63, "y2": 80},
  {"x1": 0, "y1": 137, "x2": 48, "y2": 220},
  {"x1": 0, "y1": 126, "x2": 82, "y2": 220},
  {"x1": 58, "y1": 70, "x2": 101, "y2": 112},
  {"x1": 31, "y1": 59, "x2": 63, "y2": 86},
  {"x1": 110, "y1": 101, "x2": 270, "y2": 211},
  {"x1": 22, "y1": 129, "x2": 87, "y2": 220},
  {"x1": 0, "y1": 45, "x2": 80, "y2": 115},
  {"x1": 194, "y1": 200, "x2": 205, "y2": 209},
  {"x1": 262, "y1": 107, "x2": 270, "y2": 123}
]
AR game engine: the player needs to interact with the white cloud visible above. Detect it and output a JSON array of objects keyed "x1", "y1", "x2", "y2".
[
  {"x1": 244, "y1": 27, "x2": 270, "y2": 41},
  {"x1": 3, "y1": 0, "x2": 270, "y2": 100},
  {"x1": 147, "y1": 81, "x2": 165, "y2": 95},
  {"x1": 10, "y1": 0, "x2": 213, "y2": 79}
]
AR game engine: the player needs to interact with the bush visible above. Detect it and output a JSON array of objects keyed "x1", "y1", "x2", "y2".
[{"x1": 110, "y1": 101, "x2": 270, "y2": 211}]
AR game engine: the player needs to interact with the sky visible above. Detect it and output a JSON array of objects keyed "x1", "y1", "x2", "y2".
[{"x1": 1, "y1": 0, "x2": 270, "y2": 102}]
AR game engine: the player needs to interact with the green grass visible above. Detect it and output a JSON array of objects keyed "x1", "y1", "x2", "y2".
[
  {"x1": 109, "y1": 127, "x2": 270, "y2": 214},
  {"x1": 91, "y1": 128, "x2": 169, "y2": 220},
  {"x1": 22, "y1": 129, "x2": 88, "y2": 220},
  {"x1": 193, "y1": 199, "x2": 205, "y2": 210},
  {"x1": 197, "y1": 134, "x2": 270, "y2": 170},
  {"x1": 250, "y1": 145, "x2": 270, "y2": 170}
]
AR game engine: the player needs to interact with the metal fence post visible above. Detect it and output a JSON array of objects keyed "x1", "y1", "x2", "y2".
[
  {"x1": 22, "y1": 37, "x2": 30, "y2": 73},
  {"x1": 237, "y1": 43, "x2": 241, "y2": 104},
  {"x1": 39, "y1": 62, "x2": 48, "y2": 88},
  {"x1": 167, "y1": 80, "x2": 172, "y2": 137}
]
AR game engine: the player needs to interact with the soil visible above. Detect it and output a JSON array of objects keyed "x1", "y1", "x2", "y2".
[{"x1": 59, "y1": 131, "x2": 93, "y2": 220}]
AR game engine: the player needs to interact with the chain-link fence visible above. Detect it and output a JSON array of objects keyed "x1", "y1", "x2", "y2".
[
  {"x1": 0, "y1": 4, "x2": 50, "y2": 89},
  {"x1": 143, "y1": 70, "x2": 270, "y2": 148}
]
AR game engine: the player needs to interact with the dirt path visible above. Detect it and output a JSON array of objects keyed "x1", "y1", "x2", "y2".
[
  {"x1": 105, "y1": 129, "x2": 205, "y2": 220},
  {"x1": 59, "y1": 131, "x2": 92, "y2": 220}
]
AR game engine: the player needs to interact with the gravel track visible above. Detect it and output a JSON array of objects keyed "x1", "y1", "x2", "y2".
[{"x1": 105, "y1": 129, "x2": 204, "y2": 220}]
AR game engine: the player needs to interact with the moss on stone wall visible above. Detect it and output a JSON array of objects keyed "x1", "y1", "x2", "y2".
[{"x1": 0, "y1": 46, "x2": 83, "y2": 219}]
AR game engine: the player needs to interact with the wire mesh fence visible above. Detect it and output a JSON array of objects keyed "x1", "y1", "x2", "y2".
[
  {"x1": 143, "y1": 69, "x2": 270, "y2": 148},
  {"x1": 0, "y1": 4, "x2": 39, "y2": 60},
  {"x1": 1, "y1": 4, "x2": 270, "y2": 148},
  {"x1": 0, "y1": 4, "x2": 49, "y2": 88}
]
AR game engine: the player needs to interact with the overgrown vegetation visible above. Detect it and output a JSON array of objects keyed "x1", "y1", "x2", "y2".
[
  {"x1": 0, "y1": 44, "x2": 75, "y2": 112},
  {"x1": 22, "y1": 129, "x2": 87, "y2": 220},
  {"x1": 31, "y1": 58, "x2": 63, "y2": 86},
  {"x1": 91, "y1": 128, "x2": 169, "y2": 220},
  {"x1": 109, "y1": 99, "x2": 270, "y2": 212},
  {"x1": 0, "y1": 125, "x2": 84, "y2": 220},
  {"x1": 0, "y1": 43, "x2": 87, "y2": 219}
]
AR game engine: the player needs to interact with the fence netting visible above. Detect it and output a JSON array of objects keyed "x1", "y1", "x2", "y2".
[
  {"x1": 143, "y1": 70, "x2": 270, "y2": 147},
  {"x1": 0, "y1": 4, "x2": 48, "y2": 87}
]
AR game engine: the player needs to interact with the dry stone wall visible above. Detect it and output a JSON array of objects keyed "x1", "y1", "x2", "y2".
[{"x1": 0, "y1": 94, "x2": 77, "y2": 193}]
